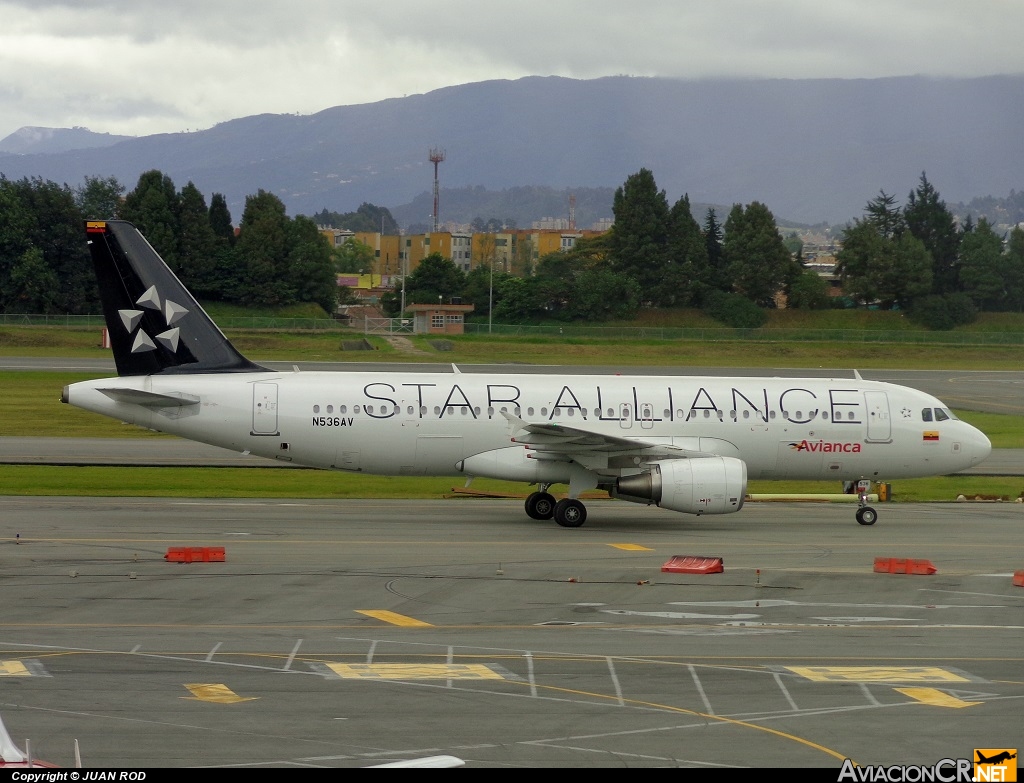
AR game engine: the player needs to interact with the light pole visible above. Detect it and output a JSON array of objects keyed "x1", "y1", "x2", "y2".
[{"x1": 488, "y1": 261, "x2": 493, "y2": 334}]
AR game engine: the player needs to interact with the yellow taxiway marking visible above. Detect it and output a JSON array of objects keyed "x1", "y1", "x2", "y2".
[
  {"x1": 357, "y1": 610, "x2": 433, "y2": 627},
  {"x1": 785, "y1": 666, "x2": 971, "y2": 683},
  {"x1": 609, "y1": 543, "x2": 652, "y2": 551},
  {"x1": 326, "y1": 663, "x2": 503, "y2": 680},
  {"x1": 895, "y1": 688, "x2": 981, "y2": 708},
  {"x1": 183, "y1": 683, "x2": 258, "y2": 703},
  {"x1": 0, "y1": 661, "x2": 30, "y2": 676}
]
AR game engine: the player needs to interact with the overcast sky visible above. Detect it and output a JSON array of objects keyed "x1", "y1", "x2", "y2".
[{"x1": 2, "y1": 0, "x2": 1022, "y2": 142}]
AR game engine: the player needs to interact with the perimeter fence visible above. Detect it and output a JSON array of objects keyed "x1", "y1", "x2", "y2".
[{"x1": 4, "y1": 313, "x2": 1024, "y2": 346}]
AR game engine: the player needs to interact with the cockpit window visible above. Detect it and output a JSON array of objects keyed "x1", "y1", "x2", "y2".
[
  {"x1": 922, "y1": 408, "x2": 933, "y2": 422},
  {"x1": 935, "y1": 408, "x2": 955, "y2": 421}
]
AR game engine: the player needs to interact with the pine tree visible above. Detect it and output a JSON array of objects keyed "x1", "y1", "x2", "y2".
[
  {"x1": 609, "y1": 169, "x2": 671, "y2": 303},
  {"x1": 904, "y1": 173, "x2": 961, "y2": 295},
  {"x1": 722, "y1": 202, "x2": 791, "y2": 307},
  {"x1": 120, "y1": 170, "x2": 181, "y2": 272}
]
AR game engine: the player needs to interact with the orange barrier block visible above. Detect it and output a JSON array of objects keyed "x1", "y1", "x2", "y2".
[
  {"x1": 165, "y1": 546, "x2": 226, "y2": 563},
  {"x1": 661, "y1": 555, "x2": 724, "y2": 574},
  {"x1": 873, "y1": 557, "x2": 937, "y2": 575},
  {"x1": 1013, "y1": 570, "x2": 1024, "y2": 587}
]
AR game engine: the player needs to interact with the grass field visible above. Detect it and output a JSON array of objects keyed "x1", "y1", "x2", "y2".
[{"x1": 0, "y1": 465, "x2": 1019, "y2": 503}]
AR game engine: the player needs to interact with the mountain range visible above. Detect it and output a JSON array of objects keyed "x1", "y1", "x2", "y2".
[{"x1": 1, "y1": 75, "x2": 1022, "y2": 228}]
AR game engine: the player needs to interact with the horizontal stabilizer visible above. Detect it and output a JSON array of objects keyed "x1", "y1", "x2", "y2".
[{"x1": 98, "y1": 388, "x2": 200, "y2": 408}]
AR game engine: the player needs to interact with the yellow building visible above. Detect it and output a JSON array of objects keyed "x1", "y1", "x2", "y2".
[{"x1": 325, "y1": 227, "x2": 609, "y2": 279}]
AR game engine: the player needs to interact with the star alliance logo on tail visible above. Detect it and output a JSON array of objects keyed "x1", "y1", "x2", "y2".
[{"x1": 118, "y1": 284, "x2": 188, "y2": 355}]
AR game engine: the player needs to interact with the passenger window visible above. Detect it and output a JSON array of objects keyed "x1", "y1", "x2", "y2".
[{"x1": 922, "y1": 408, "x2": 933, "y2": 422}]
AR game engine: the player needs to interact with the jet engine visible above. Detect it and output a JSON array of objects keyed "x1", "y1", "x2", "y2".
[{"x1": 612, "y1": 456, "x2": 747, "y2": 515}]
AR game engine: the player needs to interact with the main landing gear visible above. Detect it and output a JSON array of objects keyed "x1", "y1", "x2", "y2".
[{"x1": 524, "y1": 486, "x2": 588, "y2": 528}]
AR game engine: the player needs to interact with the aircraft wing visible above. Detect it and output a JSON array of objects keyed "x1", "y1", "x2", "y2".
[{"x1": 502, "y1": 411, "x2": 714, "y2": 470}]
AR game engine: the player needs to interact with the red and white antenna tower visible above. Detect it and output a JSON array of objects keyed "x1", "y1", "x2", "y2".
[{"x1": 429, "y1": 147, "x2": 445, "y2": 233}]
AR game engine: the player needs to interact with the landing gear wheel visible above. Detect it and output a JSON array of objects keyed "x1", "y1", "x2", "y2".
[
  {"x1": 856, "y1": 506, "x2": 878, "y2": 526},
  {"x1": 525, "y1": 491, "x2": 556, "y2": 520},
  {"x1": 554, "y1": 498, "x2": 587, "y2": 528}
]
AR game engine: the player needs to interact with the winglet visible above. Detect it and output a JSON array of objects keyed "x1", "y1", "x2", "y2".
[
  {"x1": 452, "y1": 363, "x2": 461, "y2": 374},
  {"x1": 853, "y1": 369, "x2": 863, "y2": 380}
]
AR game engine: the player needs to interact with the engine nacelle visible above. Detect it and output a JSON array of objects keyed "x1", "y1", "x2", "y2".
[{"x1": 614, "y1": 457, "x2": 747, "y2": 515}]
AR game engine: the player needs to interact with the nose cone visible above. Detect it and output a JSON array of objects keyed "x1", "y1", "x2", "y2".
[{"x1": 969, "y1": 426, "x2": 993, "y2": 467}]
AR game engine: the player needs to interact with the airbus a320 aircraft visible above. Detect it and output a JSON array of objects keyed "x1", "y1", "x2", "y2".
[{"x1": 63, "y1": 221, "x2": 992, "y2": 528}]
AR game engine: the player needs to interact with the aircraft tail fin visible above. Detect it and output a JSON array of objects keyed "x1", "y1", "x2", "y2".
[{"x1": 85, "y1": 220, "x2": 267, "y2": 377}]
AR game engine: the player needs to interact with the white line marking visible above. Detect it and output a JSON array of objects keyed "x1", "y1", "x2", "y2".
[
  {"x1": 525, "y1": 651, "x2": 537, "y2": 697},
  {"x1": 688, "y1": 665, "x2": 714, "y2": 715},
  {"x1": 606, "y1": 657, "x2": 625, "y2": 706},
  {"x1": 283, "y1": 639, "x2": 302, "y2": 671},
  {"x1": 773, "y1": 672, "x2": 800, "y2": 711}
]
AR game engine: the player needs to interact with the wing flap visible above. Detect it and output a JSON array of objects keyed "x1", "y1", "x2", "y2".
[{"x1": 500, "y1": 410, "x2": 714, "y2": 464}]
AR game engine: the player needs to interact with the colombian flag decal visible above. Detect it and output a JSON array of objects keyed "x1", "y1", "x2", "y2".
[{"x1": 923, "y1": 431, "x2": 940, "y2": 441}]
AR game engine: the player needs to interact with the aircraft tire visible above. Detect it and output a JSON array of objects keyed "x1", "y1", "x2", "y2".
[
  {"x1": 525, "y1": 492, "x2": 556, "y2": 520},
  {"x1": 554, "y1": 498, "x2": 587, "y2": 528},
  {"x1": 856, "y1": 506, "x2": 878, "y2": 526}
]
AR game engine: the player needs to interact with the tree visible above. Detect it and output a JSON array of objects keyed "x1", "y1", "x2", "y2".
[
  {"x1": 836, "y1": 220, "x2": 933, "y2": 309},
  {"x1": 120, "y1": 170, "x2": 181, "y2": 272},
  {"x1": 333, "y1": 239, "x2": 375, "y2": 273},
  {"x1": 904, "y1": 173, "x2": 960, "y2": 295},
  {"x1": 787, "y1": 270, "x2": 831, "y2": 310},
  {"x1": 5, "y1": 177, "x2": 95, "y2": 314},
  {"x1": 462, "y1": 262, "x2": 512, "y2": 320},
  {"x1": 287, "y1": 215, "x2": 338, "y2": 313},
  {"x1": 663, "y1": 194, "x2": 710, "y2": 307},
  {"x1": 403, "y1": 253, "x2": 466, "y2": 305},
  {"x1": 209, "y1": 193, "x2": 235, "y2": 244},
  {"x1": 959, "y1": 217, "x2": 1009, "y2": 310},
  {"x1": 609, "y1": 169, "x2": 671, "y2": 302},
  {"x1": 235, "y1": 190, "x2": 292, "y2": 306},
  {"x1": 177, "y1": 182, "x2": 220, "y2": 298},
  {"x1": 864, "y1": 190, "x2": 905, "y2": 239},
  {"x1": 703, "y1": 207, "x2": 726, "y2": 296},
  {"x1": 1005, "y1": 226, "x2": 1024, "y2": 311},
  {"x1": 7, "y1": 246, "x2": 60, "y2": 313},
  {"x1": 722, "y1": 202, "x2": 792, "y2": 307},
  {"x1": 0, "y1": 178, "x2": 38, "y2": 312},
  {"x1": 75, "y1": 175, "x2": 124, "y2": 220},
  {"x1": 492, "y1": 276, "x2": 541, "y2": 322}
]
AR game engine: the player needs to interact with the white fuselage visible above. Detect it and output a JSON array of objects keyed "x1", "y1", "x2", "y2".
[{"x1": 65, "y1": 369, "x2": 992, "y2": 482}]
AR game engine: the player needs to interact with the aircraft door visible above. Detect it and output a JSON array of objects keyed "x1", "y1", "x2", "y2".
[
  {"x1": 252, "y1": 382, "x2": 279, "y2": 435},
  {"x1": 864, "y1": 391, "x2": 891, "y2": 442}
]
